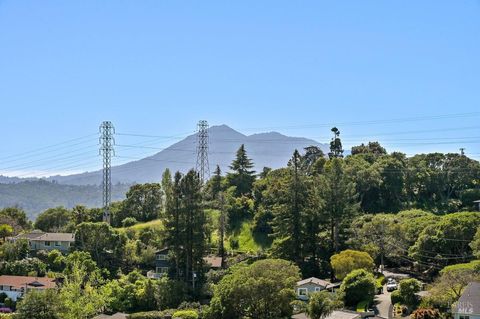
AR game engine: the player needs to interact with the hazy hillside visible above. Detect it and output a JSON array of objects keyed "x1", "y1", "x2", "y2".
[
  {"x1": 0, "y1": 180, "x2": 129, "y2": 220},
  {"x1": 49, "y1": 125, "x2": 328, "y2": 185}
]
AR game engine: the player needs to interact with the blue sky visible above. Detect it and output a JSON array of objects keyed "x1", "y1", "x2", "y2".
[{"x1": 0, "y1": 1, "x2": 479, "y2": 176}]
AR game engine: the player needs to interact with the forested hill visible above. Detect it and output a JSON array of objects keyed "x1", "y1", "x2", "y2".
[
  {"x1": 0, "y1": 180, "x2": 129, "y2": 220},
  {"x1": 48, "y1": 125, "x2": 328, "y2": 185}
]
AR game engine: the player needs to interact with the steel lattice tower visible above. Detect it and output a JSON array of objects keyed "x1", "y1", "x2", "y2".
[
  {"x1": 99, "y1": 121, "x2": 115, "y2": 224},
  {"x1": 195, "y1": 120, "x2": 210, "y2": 182}
]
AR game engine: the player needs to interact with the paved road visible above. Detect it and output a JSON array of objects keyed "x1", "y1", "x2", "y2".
[{"x1": 374, "y1": 286, "x2": 393, "y2": 319}]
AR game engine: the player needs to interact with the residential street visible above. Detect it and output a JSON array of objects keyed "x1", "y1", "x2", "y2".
[{"x1": 374, "y1": 286, "x2": 393, "y2": 319}]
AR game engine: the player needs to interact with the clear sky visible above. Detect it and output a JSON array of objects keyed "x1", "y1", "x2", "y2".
[{"x1": 0, "y1": 1, "x2": 479, "y2": 176}]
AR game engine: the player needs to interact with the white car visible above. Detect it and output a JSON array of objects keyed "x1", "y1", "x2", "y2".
[{"x1": 386, "y1": 279, "x2": 398, "y2": 292}]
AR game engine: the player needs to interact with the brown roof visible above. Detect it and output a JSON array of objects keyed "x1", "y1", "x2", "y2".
[
  {"x1": 15, "y1": 232, "x2": 75, "y2": 242},
  {"x1": 204, "y1": 256, "x2": 222, "y2": 268},
  {"x1": 297, "y1": 277, "x2": 331, "y2": 288},
  {"x1": 0, "y1": 275, "x2": 57, "y2": 290}
]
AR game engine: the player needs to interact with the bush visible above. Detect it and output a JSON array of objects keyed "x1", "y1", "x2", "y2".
[
  {"x1": 391, "y1": 290, "x2": 402, "y2": 305},
  {"x1": 340, "y1": 269, "x2": 376, "y2": 306},
  {"x1": 0, "y1": 293, "x2": 7, "y2": 303},
  {"x1": 172, "y1": 310, "x2": 198, "y2": 319},
  {"x1": 122, "y1": 217, "x2": 138, "y2": 228}
]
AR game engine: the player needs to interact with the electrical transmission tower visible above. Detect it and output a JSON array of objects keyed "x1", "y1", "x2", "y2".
[
  {"x1": 196, "y1": 120, "x2": 210, "y2": 182},
  {"x1": 99, "y1": 121, "x2": 115, "y2": 224}
]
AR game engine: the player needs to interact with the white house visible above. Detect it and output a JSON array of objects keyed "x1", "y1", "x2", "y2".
[
  {"x1": 296, "y1": 277, "x2": 335, "y2": 300},
  {"x1": 9, "y1": 231, "x2": 75, "y2": 253},
  {"x1": 0, "y1": 275, "x2": 58, "y2": 301}
]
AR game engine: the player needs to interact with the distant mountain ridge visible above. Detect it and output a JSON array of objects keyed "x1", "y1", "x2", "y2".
[{"x1": 46, "y1": 125, "x2": 328, "y2": 185}]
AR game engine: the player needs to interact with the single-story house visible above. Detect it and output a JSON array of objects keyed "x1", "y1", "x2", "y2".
[
  {"x1": 203, "y1": 256, "x2": 223, "y2": 270},
  {"x1": 293, "y1": 310, "x2": 362, "y2": 319},
  {"x1": 93, "y1": 313, "x2": 128, "y2": 319},
  {"x1": 0, "y1": 275, "x2": 58, "y2": 301},
  {"x1": 9, "y1": 231, "x2": 75, "y2": 253},
  {"x1": 452, "y1": 282, "x2": 480, "y2": 319},
  {"x1": 296, "y1": 277, "x2": 335, "y2": 300}
]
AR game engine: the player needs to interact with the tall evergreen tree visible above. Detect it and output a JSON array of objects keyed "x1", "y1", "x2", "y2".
[
  {"x1": 271, "y1": 150, "x2": 308, "y2": 264},
  {"x1": 181, "y1": 170, "x2": 206, "y2": 290},
  {"x1": 210, "y1": 165, "x2": 223, "y2": 200},
  {"x1": 165, "y1": 170, "x2": 207, "y2": 289},
  {"x1": 164, "y1": 171, "x2": 184, "y2": 279},
  {"x1": 227, "y1": 144, "x2": 256, "y2": 196},
  {"x1": 322, "y1": 158, "x2": 359, "y2": 254}
]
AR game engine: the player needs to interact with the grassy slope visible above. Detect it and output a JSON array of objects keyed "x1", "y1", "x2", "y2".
[{"x1": 117, "y1": 209, "x2": 272, "y2": 254}]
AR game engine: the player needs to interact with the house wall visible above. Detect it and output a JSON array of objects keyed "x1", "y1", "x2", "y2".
[
  {"x1": 454, "y1": 314, "x2": 480, "y2": 319},
  {"x1": 296, "y1": 283, "x2": 326, "y2": 300},
  {"x1": 0, "y1": 289, "x2": 22, "y2": 301},
  {"x1": 31, "y1": 240, "x2": 72, "y2": 252}
]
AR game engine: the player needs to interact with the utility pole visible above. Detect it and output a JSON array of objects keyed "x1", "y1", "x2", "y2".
[
  {"x1": 195, "y1": 120, "x2": 210, "y2": 182},
  {"x1": 99, "y1": 121, "x2": 115, "y2": 224}
]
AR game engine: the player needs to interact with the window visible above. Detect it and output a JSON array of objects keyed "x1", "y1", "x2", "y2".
[
  {"x1": 44, "y1": 241, "x2": 51, "y2": 246},
  {"x1": 460, "y1": 316, "x2": 470, "y2": 319},
  {"x1": 156, "y1": 254, "x2": 167, "y2": 260},
  {"x1": 298, "y1": 288, "x2": 308, "y2": 296},
  {"x1": 315, "y1": 287, "x2": 322, "y2": 292},
  {"x1": 55, "y1": 241, "x2": 61, "y2": 247},
  {"x1": 156, "y1": 267, "x2": 169, "y2": 274}
]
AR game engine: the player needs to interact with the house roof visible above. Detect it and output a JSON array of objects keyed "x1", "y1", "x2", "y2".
[
  {"x1": 453, "y1": 282, "x2": 480, "y2": 315},
  {"x1": 203, "y1": 256, "x2": 222, "y2": 268},
  {"x1": 14, "y1": 232, "x2": 75, "y2": 242},
  {"x1": 297, "y1": 277, "x2": 331, "y2": 288},
  {"x1": 156, "y1": 247, "x2": 170, "y2": 254},
  {"x1": 0, "y1": 275, "x2": 57, "y2": 290},
  {"x1": 292, "y1": 310, "x2": 361, "y2": 319},
  {"x1": 93, "y1": 313, "x2": 128, "y2": 319}
]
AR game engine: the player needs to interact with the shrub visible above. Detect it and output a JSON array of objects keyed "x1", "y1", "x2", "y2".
[
  {"x1": 122, "y1": 217, "x2": 138, "y2": 228},
  {"x1": 340, "y1": 269, "x2": 376, "y2": 306},
  {"x1": 411, "y1": 308, "x2": 442, "y2": 319},
  {"x1": 172, "y1": 310, "x2": 198, "y2": 319},
  {"x1": 391, "y1": 290, "x2": 402, "y2": 305}
]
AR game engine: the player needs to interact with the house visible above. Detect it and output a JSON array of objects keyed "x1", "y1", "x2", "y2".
[
  {"x1": 147, "y1": 248, "x2": 224, "y2": 279},
  {"x1": 203, "y1": 255, "x2": 223, "y2": 270},
  {"x1": 9, "y1": 231, "x2": 75, "y2": 253},
  {"x1": 292, "y1": 310, "x2": 362, "y2": 319},
  {"x1": 452, "y1": 282, "x2": 480, "y2": 319},
  {"x1": 0, "y1": 275, "x2": 58, "y2": 301},
  {"x1": 296, "y1": 277, "x2": 335, "y2": 300},
  {"x1": 147, "y1": 248, "x2": 170, "y2": 279}
]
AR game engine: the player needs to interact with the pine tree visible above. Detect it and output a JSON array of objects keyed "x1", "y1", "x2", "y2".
[
  {"x1": 181, "y1": 170, "x2": 206, "y2": 290},
  {"x1": 227, "y1": 144, "x2": 256, "y2": 196},
  {"x1": 271, "y1": 150, "x2": 308, "y2": 264},
  {"x1": 210, "y1": 165, "x2": 223, "y2": 200},
  {"x1": 323, "y1": 158, "x2": 359, "y2": 253}
]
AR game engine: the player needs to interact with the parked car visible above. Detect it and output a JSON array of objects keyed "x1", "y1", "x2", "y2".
[{"x1": 386, "y1": 278, "x2": 398, "y2": 292}]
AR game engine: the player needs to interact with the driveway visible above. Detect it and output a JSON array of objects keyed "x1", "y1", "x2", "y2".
[{"x1": 374, "y1": 286, "x2": 393, "y2": 319}]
